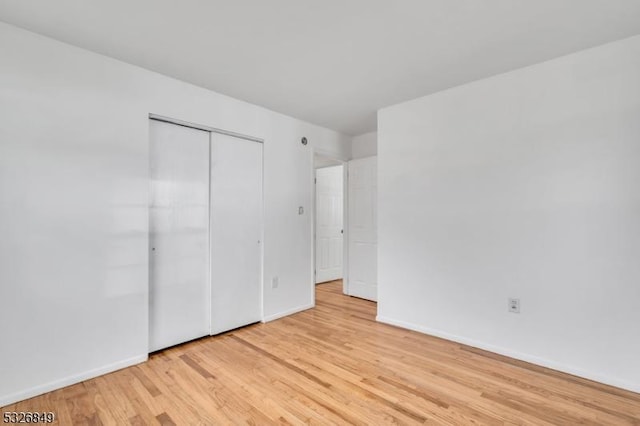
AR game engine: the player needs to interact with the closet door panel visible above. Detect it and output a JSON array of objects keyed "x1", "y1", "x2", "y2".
[
  {"x1": 210, "y1": 134, "x2": 262, "y2": 334},
  {"x1": 149, "y1": 120, "x2": 210, "y2": 352}
]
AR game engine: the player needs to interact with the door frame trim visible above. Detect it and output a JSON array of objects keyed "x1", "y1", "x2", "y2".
[{"x1": 312, "y1": 149, "x2": 349, "y2": 299}]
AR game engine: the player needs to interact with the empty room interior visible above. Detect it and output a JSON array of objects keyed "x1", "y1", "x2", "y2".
[{"x1": 1, "y1": 1, "x2": 640, "y2": 424}]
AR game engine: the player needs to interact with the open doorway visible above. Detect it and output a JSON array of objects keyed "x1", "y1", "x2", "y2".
[{"x1": 314, "y1": 154, "x2": 345, "y2": 285}]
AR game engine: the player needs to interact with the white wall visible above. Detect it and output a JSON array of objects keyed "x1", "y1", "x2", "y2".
[
  {"x1": 0, "y1": 22, "x2": 349, "y2": 406},
  {"x1": 378, "y1": 35, "x2": 640, "y2": 393},
  {"x1": 351, "y1": 131, "x2": 377, "y2": 158}
]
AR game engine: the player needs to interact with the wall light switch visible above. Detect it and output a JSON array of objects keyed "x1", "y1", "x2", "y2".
[
  {"x1": 508, "y1": 298, "x2": 520, "y2": 313},
  {"x1": 298, "y1": 206, "x2": 304, "y2": 215},
  {"x1": 272, "y1": 276, "x2": 279, "y2": 289}
]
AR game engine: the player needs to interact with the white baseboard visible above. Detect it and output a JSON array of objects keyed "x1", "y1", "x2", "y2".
[
  {"x1": 376, "y1": 315, "x2": 640, "y2": 394},
  {"x1": 263, "y1": 303, "x2": 314, "y2": 323},
  {"x1": 0, "y1": 354, "x2": 148, "y2": 407}
]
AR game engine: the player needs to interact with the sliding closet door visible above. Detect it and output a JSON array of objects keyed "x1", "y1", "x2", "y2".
[
  {"x1": 149, "y1": 120, "x2": 210, "y2": 352},
  {"x1": 210, "y1": 133, "x2": 262, "y2": 335}
]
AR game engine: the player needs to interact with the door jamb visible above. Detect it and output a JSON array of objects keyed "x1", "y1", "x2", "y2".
[{"x1": 311, "y1": 149, "x2": 349, "y2": 302}]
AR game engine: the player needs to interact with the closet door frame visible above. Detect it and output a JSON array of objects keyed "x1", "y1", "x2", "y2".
[{"x1": 148, "y1": 113, "x2": 264, "y2": 349}]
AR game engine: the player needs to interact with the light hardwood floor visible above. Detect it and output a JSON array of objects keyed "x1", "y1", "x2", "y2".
[{"x1": 3, "y1": 279, "x2": 640, "y2": 425}]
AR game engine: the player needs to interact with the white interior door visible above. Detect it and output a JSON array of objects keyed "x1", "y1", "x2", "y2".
[
  {"x1": 149, "y1": 120, "x2": 210, "y2": 352},
  {"x1": 348, "y1": 156, "x2": 377, "y2": 301},
  {"x1": 210, "y1": 133, "x2": 262, "y2": 335},
  {"x1": 315, "y1": 165, "x2": 343, "y2": 283}
]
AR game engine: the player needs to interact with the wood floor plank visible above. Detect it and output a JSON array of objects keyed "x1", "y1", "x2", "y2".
[{"x1": 3, "y1": 280, "x2": 640, "y2": 425}]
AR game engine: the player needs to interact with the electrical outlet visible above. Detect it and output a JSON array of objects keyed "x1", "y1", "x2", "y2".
[
  {"x1": 272, "y1": 276, "x2": 279, "y2": 289},
  {"x1": 508, "y1": 298, "x2": 520, "y2": 313}
]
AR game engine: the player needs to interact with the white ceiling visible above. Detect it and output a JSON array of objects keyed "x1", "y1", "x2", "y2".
[{"x1": 1, "y1": 1, "x2": 639, "y2": 136}]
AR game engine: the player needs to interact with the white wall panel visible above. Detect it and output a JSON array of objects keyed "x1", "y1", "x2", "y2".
[
  {"x1": 378, "y1": 35, "x2": 640, "y2": 392},
  {"x1": 351, "y1": 131, "x2": 377, "y2": 159},
  {"x1": 0, "y1": 22, "x2": 350, "y2": 406}
]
